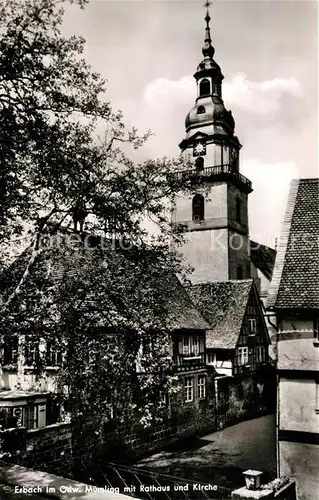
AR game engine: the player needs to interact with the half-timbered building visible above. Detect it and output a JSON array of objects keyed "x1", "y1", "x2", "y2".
[
  {"x1": 267, "y1": 178, "x2": 319, "y2": 500},
  {"x1": 189, "y1": 280, "x2": 270, "y2": 377}
]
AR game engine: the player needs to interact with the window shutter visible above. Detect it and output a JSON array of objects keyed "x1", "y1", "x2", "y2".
[
  {"x1": 178, "y1": 339, "x2": 183, "y2": 355},
  {"x1": 200, "y1": 336, "x2": 205, "y2": 353}
]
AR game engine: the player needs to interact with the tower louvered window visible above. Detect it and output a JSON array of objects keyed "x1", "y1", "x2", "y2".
[
  {"x1": 192, "y1": 194, "x2": 204, "y2": 221},
  {"x1": 199, "y1": 79, "x2": 210, "y2": 96}
]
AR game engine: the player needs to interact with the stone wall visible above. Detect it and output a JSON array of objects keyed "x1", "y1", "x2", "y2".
[
  {"x1": 215, "y1": 370, "x2": 276, "y2": 429},
  {"x1": 19, "y1": 422, "x2": 72, "y2": 476},
  {"x1": 5, "y1": 371, "x2": 275, "y2": 478},
  {"x1": 94, "y1": 371, "x2": 274, "y2": 463},
  {"x1": 279, "y1": 441, "x2": 319, "y2": 500},
  {"x1": 96, "y1": 399, "x2": 217, "y2": 463}
]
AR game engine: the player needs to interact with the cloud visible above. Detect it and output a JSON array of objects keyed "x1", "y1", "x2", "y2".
[
  {"x1": 143, "y1": 73, "x2": 303, "y2": 116},
  {"x1": 138, "y1": 73, "x2": 305, "y2": 161},
  {"x1": 242, "y1": 159, "x2": 300, "y2": 247},
  {"x1": 144, "y1": 76, "x2": 195, "y2": 109},
  {"x1": 223, "y1": 73, "x2": 303, "y2": 115}
]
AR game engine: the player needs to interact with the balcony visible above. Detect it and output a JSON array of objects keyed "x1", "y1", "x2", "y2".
[
  {"x1": 173, "y1": 353, "x2": 205, "y2": 372},
  {"x1": 173, "y1": 164, "x2": 253, "y2": 194}
]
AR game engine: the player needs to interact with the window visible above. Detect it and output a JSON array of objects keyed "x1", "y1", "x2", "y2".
[
  {"x1": 248, "y1": 319, "x2": 257, "y2": 334},
  {"x1": 198, "y1": 376, "x2": 206, "y2": 399},
  {"x1": 192, "y1": 194, "x2": 205, "y2": 221},
  {"x1": 216, "y1": 350, "x2": 229, "y2": 362},
  {"x1": 236, "y1": 197, "x2": 241, "y2": 223},
  {"x1": 199, "y1": 79, "x2": 210, "y2": 96},
  {"x1": 24, "y1": 339, "x2": 39, "y2": 366},
  {"x1": 197, "y1": 106, "x2": 206, "y2": 114},
  {"x1": 237, "y1": 346, "x2": 249, "y2": 366},
  {"x1": 257, "y1": 346, "x2": 265, "y2": 363},
  {"x1": 183, "y1": 337, "x2": 190, "y2": 355},
  {"x1": 0, "y1": 335, "x2": 18, "y2": 365},
  {"x1": 192, "y1": 336, "x2": 200, "y2": 356},
  {"x1": 46, "y1": 343, "x2": 62, "y2": 367},
  {"x1": 184, "y1": 377, "x2": 194, "y2": 403},
  {"x1": 195, "y1": 157, "x2": 204, "y2": 171},
  {"x1": 237, "y1": 265, "x2": 243, "y2": 279},
  {"x1": 182, "y1": 336, "x2": 200, "y2": 356},
  {"x1": 207, "y1": 353, "x2": 214, "y2": 364},
  {"x1": 23, "y1": 405, "x2": 36, "y2": 429}
]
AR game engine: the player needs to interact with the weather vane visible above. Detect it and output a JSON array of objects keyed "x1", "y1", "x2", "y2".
[{"x1": 204, "y1": 1, "x2": 212, "y2": 12}]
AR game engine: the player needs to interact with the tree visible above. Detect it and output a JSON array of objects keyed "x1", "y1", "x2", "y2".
[
  {"x1": 0, "y1": 0, "x2": 199, "y2": 464},
  {"x1": 0, "y1": 0, "x2": 192, "y2": 247}
]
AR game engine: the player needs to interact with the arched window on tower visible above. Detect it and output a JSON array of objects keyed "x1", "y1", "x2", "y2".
[
  {"x1": 197, "y1": 106, "x2": 206, "y2": 114},
  {"x1": 236, "y1": 197, "x2": 241, "y2": 223},
  {"x1": 199, "y1": 79, "x2": 210, "y2": 96},
  {"x1": 195, "y1": 157, "x2": 204, "y2": 171},
  {"x1": 192, "y1": 194, "x2": 205, "y2": 222}
]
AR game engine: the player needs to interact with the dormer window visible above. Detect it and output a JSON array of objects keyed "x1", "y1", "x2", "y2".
[
  {"x1": 199, "y1": 79, "x2": 210, "y2": 96},
  {"x1": 197, "y1": 106, "x2": 205, "y2": 114},
  {"x1": 192, "y1": 194, "x2": 204, "y2": 222},
  {"x1": 248, "y1": 318, "x2": 257, "y2": 335},
  {"x1": 238, "y1": 346, "x2": 249, "y2": 366}
]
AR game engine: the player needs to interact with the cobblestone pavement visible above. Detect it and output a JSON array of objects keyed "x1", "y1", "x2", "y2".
[{"x1": 136, "y1": 414, "x2": 276, "y2": 490}]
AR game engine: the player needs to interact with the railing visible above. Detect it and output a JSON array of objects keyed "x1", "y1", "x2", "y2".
[
  {"x1": 79, "y1": 460, "x2": 232, "y2": 500},
  {"x1": 173, "y1": 164, "x2": 252, "y2": 192},
  {"x1": 173, "y1": 354, "x2": 205, "y2": 372}
]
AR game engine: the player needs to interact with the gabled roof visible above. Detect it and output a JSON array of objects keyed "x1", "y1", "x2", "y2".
[
  {"x1": 188, "y1": 280, "x2": 254, "y2": 349},
  {"x1": 250, "y1": 240, "x2": 276, "y2": 281},
  {"x1": 179, "y1": 130, "x2": 209, "y2": 150},
  {"x1": 0, "y1": 229, "x2": 210, "y2": 332},
  {"x1": 267, "y1": 178, "x2": 319, "y2": 311},
  {"x1": 157, "y1": 273, "x2": 211, "y2": 331}
]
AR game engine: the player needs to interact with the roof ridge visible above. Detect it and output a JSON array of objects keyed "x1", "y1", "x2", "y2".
[
  {"x1": 297, "y1": 177, "x2": 319, "y2": 183},
  {"x1": 189, "y1": 279, "x2": 253, "y2": 286},
  {"x1": 267, "y1": 179, "x2": 300, "y2": 309}
]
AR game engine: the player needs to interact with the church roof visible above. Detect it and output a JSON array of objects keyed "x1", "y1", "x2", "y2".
[
  {"x1": 250, "y1": 240, "x2": 276, "y2": 281},
  {"x1": 0, "y1": 229, "x2": 210, "y2": 332},
  {"x1": 267, "y1": 178, "x2": 319, "y2": 311},
  {"x1": 188, "y1": 280, "x2": 254, "y2": 349}
]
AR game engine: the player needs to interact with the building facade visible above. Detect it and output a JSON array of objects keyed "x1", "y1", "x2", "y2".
[
  {"x1": 189, "y1": 280, "x2": 270, "y2": 377},
  {"x1": 171, "y1": 6, "x2": 253, "y2": 284},
  {"x1": 267, "y1": 178, "x2": 319, "y2": 500}
]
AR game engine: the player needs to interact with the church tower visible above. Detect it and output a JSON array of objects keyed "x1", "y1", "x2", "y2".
[{"x1": 172, "y1": 4, "x2": 253, "y2": 284}]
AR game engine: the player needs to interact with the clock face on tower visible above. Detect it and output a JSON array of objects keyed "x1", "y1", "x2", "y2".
[{"x1": 193, "y1": 139, "x2": 206, "y2": 157}]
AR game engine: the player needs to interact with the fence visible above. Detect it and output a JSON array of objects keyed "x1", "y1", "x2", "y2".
[{"x1": 77, "y1": 459, "x2": 232, "y2": 500}]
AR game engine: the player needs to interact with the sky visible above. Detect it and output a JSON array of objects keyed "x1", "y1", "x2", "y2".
[{"x1": 63, "y1": 0, "x2": 318, "y2": 248}]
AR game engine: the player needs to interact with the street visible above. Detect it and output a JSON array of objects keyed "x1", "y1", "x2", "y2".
[{"x1": 136, "y1": 414, "x2": 276, "y2": 490}]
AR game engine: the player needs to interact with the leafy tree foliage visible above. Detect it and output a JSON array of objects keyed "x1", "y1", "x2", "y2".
[
  {"x1": 0, "y1": 0, "x2": 191, "y2": 246},
  {"x1": 0, "y1": 0, "x2": 198, "y2": 456}
]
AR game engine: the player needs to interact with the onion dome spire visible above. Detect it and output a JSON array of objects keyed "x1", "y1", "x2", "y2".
[{"x1": 202, "y1": 1, "x2": 215, "y2": 59}]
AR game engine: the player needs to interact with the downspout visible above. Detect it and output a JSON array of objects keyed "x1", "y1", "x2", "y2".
[
  {"x1": 266, "y1": 306, "x2": 280, "y2": 478},
  {"x1": 276, "y1": 370, "x2": 280, "y2": 478}
]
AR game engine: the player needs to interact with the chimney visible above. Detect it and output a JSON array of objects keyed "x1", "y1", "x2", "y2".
[{"x1": 242, "y1": 470, "x2": 263, "y2": 490}]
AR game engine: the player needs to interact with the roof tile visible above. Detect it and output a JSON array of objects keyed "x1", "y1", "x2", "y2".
[
  {"x1": 188, "y1": 280, "x2": 253, "y2": 349},
  {"x1": 267, "y1": 178, "x2": 319, "y2": 310}
]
